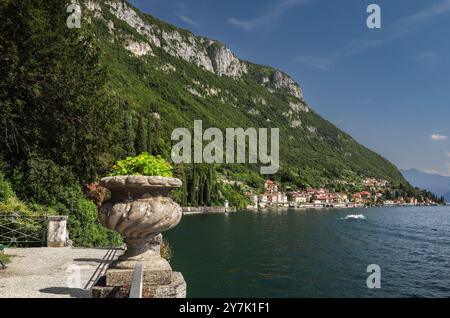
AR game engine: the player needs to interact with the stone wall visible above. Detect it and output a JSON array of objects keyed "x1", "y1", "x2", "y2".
[{"x1": 182, "y1": 207, "x2": 237, "y2": 214}]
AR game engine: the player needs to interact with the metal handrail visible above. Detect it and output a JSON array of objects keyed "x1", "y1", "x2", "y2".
[
  {"x1": 0, "y1": 212, "x2": 47, "y2": 245},
  {"x1": 129, "y1": 261, "x2": 143, "y2": 298}
]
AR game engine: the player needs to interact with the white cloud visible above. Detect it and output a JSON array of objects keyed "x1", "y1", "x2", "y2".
[
  {"x1": 423, "y1": 167, "x2": 450, "y2": 177},
  {"x1": 423, "y1": 168, "x2": 440, "y2": 175},
  {"x1": 398, "y1": 0, "x2": 450, "y2": 26},
  {"x1": 431, "y1": 134, "x2": 448, "y2": 141},
  {"x1": 445, "y1": 163, "x2": 450, "y2": 176},
  {"x1": 338, "y1": 0, "x2": 450, "y2": 57},
  {"x1": 412, "y1": 52, "x2": 440, "y2": 67},
  {"x1": 228, "y1": 18, "x2": 259, "y2": 31},
  {"x1": 175, "y1": 1, "x2": 200, "y2": 27},
  {"x1": 294, "y1": 0, "x2": 450, "y2": 69},
  {"x1": 177, "y1": 14, "x2": 200, "y2": 27},
  {"x1": 293, "y1": 55, "x2": 331, "y2": 71},
  {"x1": 446, "y1": 152, "x2": 450, "y2": 158},
  {"x1": 228, "y1": 0, "x2": 311, "y2": 31}
]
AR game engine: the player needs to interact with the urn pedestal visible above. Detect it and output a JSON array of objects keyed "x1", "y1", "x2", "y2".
[
  {"x1": 47, "y1": 216, "x2": 68, "y2": 247},
  {"x1": 92, "y1": 176, "x2": 186, "y2": 298}
]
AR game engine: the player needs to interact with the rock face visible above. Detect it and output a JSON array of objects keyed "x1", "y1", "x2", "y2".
[
  {"x1": 307, "y1": 125, "x2": 317, "y2": 134},
  {"x1": 289, "y1": 101, "x2": 309, "y2": 113},
  {"x1": 107, "y1": 0, "x2": 162, "y2": 47},
  {"x1": 157, "y1": 63, "x2": 176, "y2": 73},
  {"x1": 93, "y1": 175, "x2": 186, "y2": 298},
  {"x1": 271, "y1": 71, "x2": 303, "y2": 100},
  {"x1": 208, "y1": 44, "x2": 247, "y2": 78},
  {"x1": 248, "y1": 108, "x2": 260, "y2": 116},
  {"x1": 105, "y1": 0, "x2": 247, "y2": 78},
  {"x1": 290, "y1": 120, "x2": 302, "y2": 128},
  {"x1": 125, "y1": 40, "x2": 152, "y2": 56},
  {"x1": 161, "y1": 31, "x2": 214, "y2": 73},
  {"x1": 87, "y1": 0, "x2": 302, "y2": 98},
  {"x1": 86, "y1": 0, "x2": 102, "y2": 18}
]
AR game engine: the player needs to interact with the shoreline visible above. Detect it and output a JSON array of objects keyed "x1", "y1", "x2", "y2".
[
  {"x1": 182, "y1": 206, "x2": 237, "y2": 216},
  {"x1": 182, "y1": 204, "x2": 445, "y2": 215}
]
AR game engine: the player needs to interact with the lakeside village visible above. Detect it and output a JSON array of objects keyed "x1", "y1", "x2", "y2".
[{"x1": 243, "y1": 178, "x2": 440, "y2": 210}]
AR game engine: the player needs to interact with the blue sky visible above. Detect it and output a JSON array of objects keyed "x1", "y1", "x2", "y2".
[{"x1": 130, "y1": 0, "x2": 450, "y2": 176}]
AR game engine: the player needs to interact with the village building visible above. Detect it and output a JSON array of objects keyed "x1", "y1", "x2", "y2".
[
  {"x1": 258, "y1": 194, "x2": 269, "y2": 208},
  {"x1": 288, "y1": 192, "x2": 309, "y2": 204},
  {"x1": 406, "y1": 197, "x2": 418, "y2": 205},
  {"x1": 264, "y1": 180, "x2": 278, "y2": 192},
  {"x1": 332, "y1": 193, "x2": 349, "y2": 204},
  {"x1": 352, "y1": 191, "x2": 372, "y2": 204}
]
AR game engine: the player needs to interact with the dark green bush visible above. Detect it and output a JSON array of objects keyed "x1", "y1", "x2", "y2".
[
  {"x1": 64, "y1": 197, "x2": 122, "y2": 247},
  {"x1": 1, "y1": 168, "x2": 54, "y2": 247},
  {"x1": 12, "y1": 156, "x2": 121, "y2": 247},
  {"x1": 0, "y1": 171, "x2": 15, "y2": 202},
  {"x1": 11, "y1": 155, "x2": 79, "y2": 207}
]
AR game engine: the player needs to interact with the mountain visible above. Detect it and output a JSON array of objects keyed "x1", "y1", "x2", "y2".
[
  {"x1": 80, "y1": 0, "x2": 406, "y2": 187},
  {"x1": 401, "y1": 169, "x2": 450, "y2": 201}
]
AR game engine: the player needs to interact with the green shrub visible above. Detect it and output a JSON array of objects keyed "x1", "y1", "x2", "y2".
[
  {"x1": 11, "y1": 156, "x2": 79, "y2": 207},
  {"x1": 0, "y1": 253, "x2": 11, "y2": 265},
  {"x1": 0, "y1": 171, "x2": 15, "y2": 202},
  {"x1": 0, "y1": 197, "x2": 28, "y2": 213},
  {"x1": 220, "y1": 183, "x2": 250, "y2": 209},
  {"x1": 63, "y1": 197, "x2": 122, "y2": 247},
  {"x1": 12, "y1": 156, "x2": 122, "y2": 247},
  {"x1": 0, "y1": 197, "x2": 53, "y2": 247},
  {"x1": 0, "y1": 197, "x2": 53, "y2": 216},
  {"x1": 110, "y1": 153, "x2": 173, "y2": 177},
  {"x1": 0, "y1": 169, "x2": 54, "y2": 247}
]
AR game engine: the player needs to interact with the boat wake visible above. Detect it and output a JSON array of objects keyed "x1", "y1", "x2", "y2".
[{"x1": 341, "y1": 214, "x2": 366, "y2": 220}]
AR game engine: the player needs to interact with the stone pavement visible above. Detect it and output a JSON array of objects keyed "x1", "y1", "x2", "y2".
[{"x1": 0, "y1": 247, "x2": 120, "y2": 298}]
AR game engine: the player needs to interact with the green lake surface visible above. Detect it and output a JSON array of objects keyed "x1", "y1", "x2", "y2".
[{"x1": 165, "y1": 206, "x2": 450, "y2": 297}]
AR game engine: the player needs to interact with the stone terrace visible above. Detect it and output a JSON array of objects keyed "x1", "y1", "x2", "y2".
[{"x1": 0, "y1": 247, "x2": 120, "y2": 298}]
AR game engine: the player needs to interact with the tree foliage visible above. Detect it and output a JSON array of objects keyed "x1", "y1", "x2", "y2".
[
  {"x1": 0, "y1": 0, "x2": 122, "y2": 182},
  {"x1": 0, "y1": 0, "x2": 123, "y2": 246}
]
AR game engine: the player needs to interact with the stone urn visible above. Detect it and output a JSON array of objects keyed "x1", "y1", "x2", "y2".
[{"x1": 93, "y1": 175, "x2": 186, "y2": 298}]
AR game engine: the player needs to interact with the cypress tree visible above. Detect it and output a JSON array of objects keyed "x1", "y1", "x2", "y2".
[
  {"x1": 135, "y1": 115, "x2": 147, "y2": 155},
  {"x1": 123, "y1": 114, "x2": 136, "y2": 156},
  {"x1": 181, "y1": 171, "x2": 188, "y2": 206},
  {"x1": 190, "y1": 164, "x2": 197, "y2": 206},
  {"x1": 147, "y1": 113, "x2": 153, "y2": 155},
  {"x1": 198, "y1": 172, "x2": 204, "y2": 206},
  {"x1": 204, "y1": 176, "x2": 211, "y2": 206},
  {"x1": 208, "y1": 167, "x2": 214, "y2": 203}
]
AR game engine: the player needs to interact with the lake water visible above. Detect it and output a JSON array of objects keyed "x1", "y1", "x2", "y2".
[{"x1": 165, "y1": 206, "x2": 450, "y2": 298}]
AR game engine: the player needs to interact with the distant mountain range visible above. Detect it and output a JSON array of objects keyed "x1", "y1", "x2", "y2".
[{"x1": 401, "y1": 169, "x2": 450, "y2": 202}]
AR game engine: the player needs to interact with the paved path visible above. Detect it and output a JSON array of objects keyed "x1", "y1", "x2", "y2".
[{"x1": 0, "y1": 247, "x2": 120, "y2": 298}]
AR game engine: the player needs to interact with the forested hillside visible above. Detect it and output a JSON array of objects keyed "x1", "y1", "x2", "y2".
[{"x1": 84, "y1": 0, "x2": 406, "y2": 185}]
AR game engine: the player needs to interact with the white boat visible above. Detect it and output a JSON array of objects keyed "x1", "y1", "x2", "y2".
[{"x1": 342, "y1": 214, "x2": 366, "y2": 220}]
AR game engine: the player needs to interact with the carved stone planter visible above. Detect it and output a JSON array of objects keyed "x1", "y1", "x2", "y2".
[{"x1": 92, "y1": 176, "x2": 186, "y2": 298}]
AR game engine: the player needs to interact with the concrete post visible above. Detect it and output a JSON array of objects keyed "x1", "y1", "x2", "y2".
[{"x1": 47, "y1": 216, "x2": 68, "y2": 247}]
